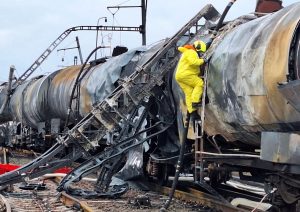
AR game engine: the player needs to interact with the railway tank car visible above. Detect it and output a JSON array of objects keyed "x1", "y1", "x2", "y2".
[
  {"x1": 167, "y1": 3, "x2": 300, "y2": 209},
  {"x1": 0, "y1": 43, "x2": 163, "y2": 148},
  {"x1": 7, "y1": 46, "x2": 150, "y2": 128},
  {"x1": 0, "y1": 2, "x2": 299, "y2": 211},
  {"x1": 171, "y1": 3, "x2": 300, "y2": 150},
  {"x1": 203, "y1": 3, "x2": 300, "y2": 148}
]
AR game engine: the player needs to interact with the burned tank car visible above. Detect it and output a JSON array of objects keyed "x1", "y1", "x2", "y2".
[
  {"x1": 167, "y1": 4, "x2": 300, "y2": 209},
  {"x1": 205, "y1": 3, "x2": 300, "y2": 165},
  {"x1": 207, "y1": 3, "x2": 300, "y2": 145},
  {"x1": 174, "y1": 3, "x2": 300, "y2": 148},
  {"x1": 2, "y1": 42, "x2": 164, "y2": 148}
]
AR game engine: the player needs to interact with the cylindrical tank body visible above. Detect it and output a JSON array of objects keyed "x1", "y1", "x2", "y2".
[
  {"x1": 7, "y1": 43, "x2": 162, "y2": 129},
  {"x1": 10, "y1": 76, "x2": 48, "y2": 128},
  {"x1": 203, "y1": 3, "x2": 300, "y2": 146}
]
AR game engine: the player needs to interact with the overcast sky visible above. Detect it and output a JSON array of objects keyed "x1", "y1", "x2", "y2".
[{"x1": 0, "y1": 0, "x2": 299, "y2": 81}]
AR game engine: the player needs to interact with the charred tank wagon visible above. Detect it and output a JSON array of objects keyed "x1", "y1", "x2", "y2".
[{"x1": 0, "y1": 2, "x2": 299, "y2": 211}]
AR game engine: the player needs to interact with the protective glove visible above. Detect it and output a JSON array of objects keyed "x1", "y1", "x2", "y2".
[{"x1": 203, "y1": 57, "x2": 210, "y2": 64}]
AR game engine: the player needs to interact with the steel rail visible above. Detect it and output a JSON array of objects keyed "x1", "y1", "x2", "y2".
[
  {"x1": 151, "y1": 183, "x2": 246, "y2": 212},
  {"x1": 60, "y1": 191, "x2": 94, "y2": 212},
  {"x1": 0, "y1": 194, "x2": 11, "y2": 212}
]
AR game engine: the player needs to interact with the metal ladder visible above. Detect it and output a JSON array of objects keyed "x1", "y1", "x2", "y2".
[
  {"x1": 194, "y1": 64, "x2": 209, "y2": 183},
  {"x1": 13, "y1": 25, "x2": 142, "y2": 88},
  {"x1": 60, "y1": 3, "x2": 220, "y2": 150},
  {"x1": 0, "y1": 4, "x2": 220, "y2": 192},
  {"x1": 57, "y1": 4, "x2": 220, "y2": 195}
]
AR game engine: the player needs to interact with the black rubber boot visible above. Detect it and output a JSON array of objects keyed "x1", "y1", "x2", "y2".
[
  {"x1": 190, "y1": 111, "x2": 201, "y2": 121},
  {"x1": 192, "y1": 102, "x2": 202, "y2": 109}
]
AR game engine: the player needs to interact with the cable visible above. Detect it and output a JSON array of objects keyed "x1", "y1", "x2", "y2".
[
  {"x1": 64, "y1": 45, "x2": 107, "y2": 128},
  {"x1": 60, "y1": 121, "x2": 172, "y2": 191},
  {"x1": 160, "y1": 112, "x2": 190, "y2": 211},
  {"x1": 63, "y1": 120, "x2": 164, "y2": 180},
  {"x1": 196, "y1": 151, "x2": 260, "y2": 158},
  {"x1": 214, "y1": 0, "x2": 237, "y2": 33},
  {"x1": 116, "y1": 0, "x2": 131, "y2": 6},
  {"x1": 207, "y1": 136, "x2": 221, "y2": 153},
  {"x1": 107, "y1": 6, "x2": 119, "y2": 47},
  {"x1": 150, "y1": 153, "x2": 192, "y2": 161},
  {"x1": 111, "y1": 15, "x2": 123, "y2": 46},
  {"x1": 167, "y1": 60, "x2": 177, "y2": 116},
  {"x1": 251, "y1": 190, "x2": 274, "y2": 212}
]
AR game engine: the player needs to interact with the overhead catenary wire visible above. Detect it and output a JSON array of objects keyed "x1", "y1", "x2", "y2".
[
  {"x1": 116, "y1": 0, "x2": 132, "y2": 6},
  {"x1": 113, "y1": 16, "x2": 123, "y2": 45},
  {"x1": 107, "y1": 5, "x2": 120, "y2": 49}
]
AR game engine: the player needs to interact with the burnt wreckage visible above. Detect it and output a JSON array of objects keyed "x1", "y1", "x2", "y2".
[{"x1": 0, "y1": 2, "x2": 300, "y2": 210}]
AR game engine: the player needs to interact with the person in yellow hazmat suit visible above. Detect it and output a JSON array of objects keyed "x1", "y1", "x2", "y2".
[{"x1": 175, "y1": 40, "x2": 208, "y2": 119}]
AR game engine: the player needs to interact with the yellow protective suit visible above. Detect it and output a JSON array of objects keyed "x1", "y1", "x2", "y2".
[{"x1": 175, "y1": 45, "x2": 205, "y2": 113}]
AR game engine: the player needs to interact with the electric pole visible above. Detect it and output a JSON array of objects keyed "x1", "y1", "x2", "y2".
[{"x1": 107, "y1": 0, "x2": 147, "y2": 46}]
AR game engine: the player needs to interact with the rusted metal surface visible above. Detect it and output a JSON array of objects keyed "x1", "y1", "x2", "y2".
[
  {"x1": 255, "y1": 0, "x2": 283, "y2": 13},
  {"x1": 1, "y1": 3, "x2": 300, "y2": 150},
  {"x1": 201, "y1": 3, "x2": 300, "y2": 146},
  {"x1": 21, "y1": 76, "x2": 49, "y2": 128},
  {"x1": 60, "y1": 191, "x2": 93, "y2": 212},
  {"x1": 9, "y1": 80, "x2": 32, "y2": 124},
  {"x1": 48, "y1": 66, "x2": 84, "y2": 121},
  {"x1": 6, "y1": 47, "x2": 152, "y2": 129},
  {"x1": 172, "y1": 3, "x2": 300, "y2": 146},
  {"x1": 9, "y1": 75, "x2": 51, "y2": 128},
  {"x1": 261, "y1": 132, "x2": 300, "y2": 164}
]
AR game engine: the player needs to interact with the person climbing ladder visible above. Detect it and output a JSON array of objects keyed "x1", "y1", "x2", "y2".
[{"x1": 175, "y1": 40, "x2": 208, "y2": 120}]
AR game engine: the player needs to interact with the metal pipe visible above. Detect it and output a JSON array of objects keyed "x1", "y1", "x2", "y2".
[
  {"x1": 141, "y1": 0, "x2": 147, "y2": 45},
  {"x1": 76, "y1": 36, "x2": 84, "y2": 64},
  {"x1": 197, "y1": 151, "x2": 260, "y2": 158},
  {"x1": 65, "y1": 45, "x2": 110, "y2": 128},
  {"x1": 0, "y1": 66, "x2": 14, "y2": 115},
  {"x1": 214, "y1": 0, "x2": 237, "y2": 32}
]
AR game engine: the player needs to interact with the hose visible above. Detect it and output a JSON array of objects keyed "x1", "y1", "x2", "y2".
[
  {"x1": 160, "y1": 2, "x2": 238, "y2": 210},
  {"x1": 160, "y1": 112, "x2": 190, "y2": 211},
  {"x1": 64, "y1": 45, "x2": 106, "y2": 128},
  {"x1": 59, "y1": 122, "x2": 172, "y2": 192},
  {"x1": 214, "y1": 0, "x2": 237, "y2": 33}
]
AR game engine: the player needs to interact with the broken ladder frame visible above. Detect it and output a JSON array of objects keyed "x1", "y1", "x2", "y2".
[{"x1": 0, "y1": 4, "x2": 220, "y2": 195}]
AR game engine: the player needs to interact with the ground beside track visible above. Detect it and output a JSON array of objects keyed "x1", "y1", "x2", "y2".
[{"x1": 0, "y1": 178, "x2": 211, "y2": 212}]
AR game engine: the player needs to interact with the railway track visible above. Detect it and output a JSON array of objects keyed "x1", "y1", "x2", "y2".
[
  {"x1": 0, "y1": 180, "x2": 72, "y2": 212},
  {"x1": 0, "y1": 174, "x2": 269, "y2": 211},
  {"x1": 150, "y1": 182, "x2": 245, "y2": 212}
]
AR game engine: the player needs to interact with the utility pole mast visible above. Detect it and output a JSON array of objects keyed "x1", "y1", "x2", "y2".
[
  {"x1": 107, "y1": 0, "x2": 147, "y2": 45},
  {"x1": 141, "y1": 0, "x2": 147, "y2": 45}
]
